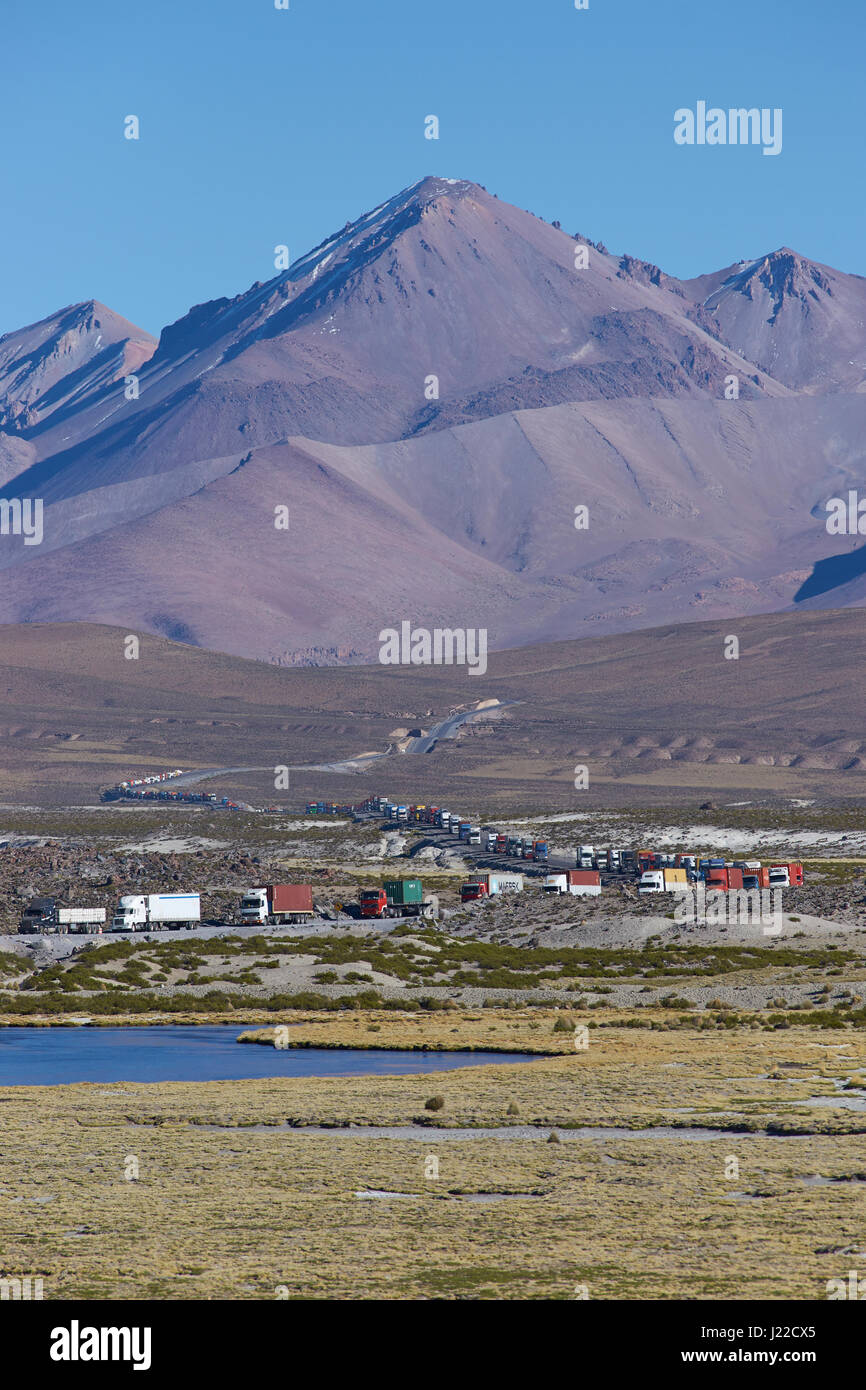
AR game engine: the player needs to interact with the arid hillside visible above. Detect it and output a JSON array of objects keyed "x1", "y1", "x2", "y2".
[{"x1": 1, "y1": 609, "x2": 864, "y2": 809}]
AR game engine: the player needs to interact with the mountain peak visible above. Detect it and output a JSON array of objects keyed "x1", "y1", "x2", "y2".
[{"x1": 0, "y1": 300, "x2": 156, "y2": 434}]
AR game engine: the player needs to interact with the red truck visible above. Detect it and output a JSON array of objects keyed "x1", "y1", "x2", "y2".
[
  {"x1": 360, "y1": 889, "x2": 389, "y2": 918},
  {"x1": 704, "y1": 867, "x2": 745, "y2": 892},
  {"x1": 495, "y1": 835, "x2": 507, "y2": 854},
  {"x1": 769, "y1": 862, "x2": 804, "y2": 888}
]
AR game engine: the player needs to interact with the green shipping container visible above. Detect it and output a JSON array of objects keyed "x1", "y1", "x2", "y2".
[{"x1": 383, "y1": 878, "x2": 423, "y2": 905}]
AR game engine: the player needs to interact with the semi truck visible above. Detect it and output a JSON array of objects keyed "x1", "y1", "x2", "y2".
[
  {"x1": 769, "y1": 862, "x2": 803, "y2": 888},
  {"x1": 542, "y1": 870, "x2": 601, "y2": 896},
  {"x1": 240, "y1": 884, "x2": 314, "y2": 925},
  {"x1": 460, "y1": 872, "x2": 524, "y2": 903},
  {"x1": 111, "y1": 893, "x2": 201, "y2": 932},
  {"x1": 577, "y1": 845, "x2": 596, "y2": 869},
  {"x1": 704, "y1": 866, "x2": 745, "y2": 892},
  {"x1": 533, "y1": 841, "x2": 549, "y2": 862},
  {"x1": 18, "y1": 900, "x2": 107, "y2": 935},
  {"x1": 743, "y1": 868, "x2": 771, "y2": 890},
  {"x1": 360, "y1": 879, "x2": 425, "y2": 919},
  {"x1": 638, "y1": 868, "x2": 689, "y2": 894}
]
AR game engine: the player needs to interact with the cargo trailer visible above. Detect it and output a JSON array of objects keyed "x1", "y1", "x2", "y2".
[
  {"x1": 111, "y1": 893, "x2": 201, "y2": 932},
  {"x1": 543, "y1": 870, "x2": 600, "y2": 896},
  {"x1": 241, "y1": 884, "x2": 314, "y2": 925}
]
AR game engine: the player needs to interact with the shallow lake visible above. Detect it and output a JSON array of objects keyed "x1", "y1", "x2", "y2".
[{"x1": 0, "y1": 1025, "x2": 541, "y2": 1087}]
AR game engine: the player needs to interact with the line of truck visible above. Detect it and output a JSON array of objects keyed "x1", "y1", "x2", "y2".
[
  {"x1": 348, "y1": 797, "x2": 551, "y2": 862},
  {"x1": 16, "y1": 886, "x2": 318, "y2": 935},
  {"x1": 14, "y1": 879, "x2": 433, "y2": 935}
]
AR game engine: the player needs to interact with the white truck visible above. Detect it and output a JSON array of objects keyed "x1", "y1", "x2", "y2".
[
  {"x1": 111, "y1": 893, "x2": 201, "y2": 932},
  {"x1": 542, "y1": 871, "x2": 601, "y2": 897},
  {"x1": 638, "y1": 870, "x2": 689, "y2": 894},
  {"x1": 577, "y1": 845, "x2": 596, "y2": 869}
]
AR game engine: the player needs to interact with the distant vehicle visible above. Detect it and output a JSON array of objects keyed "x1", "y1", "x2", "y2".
[
  {"x1": 577, "y1": 845, "x2": 596, "y2": 869},
  {"x1": 468, "y1": 827, "x2": 481, "y2": 845},
  {"x1": 18, "y1": 899, "x2": 105, "y2": 935},
  {"x1": 240, "y1": 884, "x2": 314, "y2": 925},
  {"x1": 111, "y1": 894, "x2": 201, "y2": 932},
  {"x1": 703, "y1": 867, "x2": 744, "y2": 893},
  {"x1": 542, "y1": 870, "x2": 600, "y2": 897},
  {"x1": 460, "y1": 872, "x2": 524, "y2": 902},
  {"x1": 360, "y1": 880, "x2": 425, "y2": 919},
  {"x1": 533, "y1": 841, "x2": 549, "y2": 862},
  {"x1": 639, "y1": 869, "x2": 689, "y2": 894},
  {"x1": 770, "y1": 862, "x2": 803, "y2": 887}
]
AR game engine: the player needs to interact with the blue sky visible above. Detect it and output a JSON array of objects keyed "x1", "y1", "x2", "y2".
[{"x1": 2, "y1": 0, "x2": 863, "y2": 337}]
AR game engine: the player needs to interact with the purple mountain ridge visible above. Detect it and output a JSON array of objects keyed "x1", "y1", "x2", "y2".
[{"x1": 0, "y1": 176, "x2": 863, "y2": 664}]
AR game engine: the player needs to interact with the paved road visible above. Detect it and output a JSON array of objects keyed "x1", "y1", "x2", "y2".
[
  {"x1": 6, "y1": 916, "x2": 423, "y2": 961},
  {"x1": 117, "y1": 700, "x2": 521, "y2": 797},
  {"x1": 402, "y1": 701, "x2": 520, "y2": 754}
]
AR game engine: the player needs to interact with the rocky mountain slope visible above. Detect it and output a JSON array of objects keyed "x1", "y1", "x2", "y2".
[{"x1": 0, "y1": 177, "x2": 863, "y2": 662}]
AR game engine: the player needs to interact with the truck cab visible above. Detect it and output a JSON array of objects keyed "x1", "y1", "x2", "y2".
[
  {"x1": 638, "y1": 871, "x2": 665, "y2": 894},
  {"x1": 111, "y1": 896, "x2": 146, "y2": 931},
  {"x1": 360, "y1": 889, "x2": 388, "y2": 918},
  {"x1": 240, "y1": 889, "x2": 269, "y2": 925},
  {"x1": 460, "y1": 881, "x2": 488, "y2": 903},
  {"x1": 18, "y1": 897, "x2": 58, "y2": 934},
  {"x1": 542, "y1": 874, "x2": 568, "y2": 894}
]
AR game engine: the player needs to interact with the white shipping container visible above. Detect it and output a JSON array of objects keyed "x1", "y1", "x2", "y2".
[{"x1": 147, "y1": 894, "x2": 200, "y2": 923}]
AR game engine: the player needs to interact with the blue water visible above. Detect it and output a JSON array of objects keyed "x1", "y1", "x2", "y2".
[{"x1": 0, "y1": 1026, "x2": 538, "y2": 1087}]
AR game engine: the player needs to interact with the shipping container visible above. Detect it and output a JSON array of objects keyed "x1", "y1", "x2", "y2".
[
  {"x1": 384, "y1": 879, "x2": 424, "y2": 908},
  {"x1": 464, "y1": 872, "x2": 524, "y2": 896}
]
